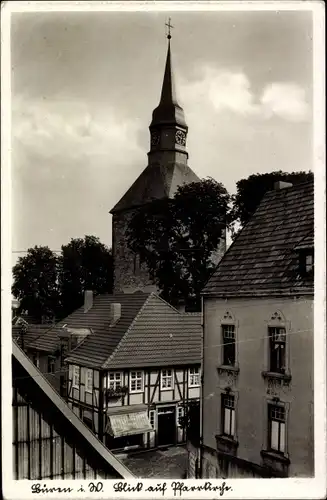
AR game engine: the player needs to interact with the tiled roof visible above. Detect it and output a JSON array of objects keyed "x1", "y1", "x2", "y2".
[
  {"x1": 27, "y1": 292, "x2": 150, "y2": 360},
  {"x1": 110, "y1": 162, "x2": 199, "y2": 213},
  {"x1": 12, "y1": 341, "x2": 135, "y2": 479},
  {"x1": 12, "y1": 324, "x2": 52, "y2": 348},
  {"x1": 65, "y1": 293, "x2": 202, "y2": 369},
  {"x1": 203, "y1": 180, "x2": 314, "y2": 297}
]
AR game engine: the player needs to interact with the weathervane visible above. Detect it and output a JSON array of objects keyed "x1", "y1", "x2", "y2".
[{"x1": 165, "y1": 17, "x2": 174, "y2": 40}]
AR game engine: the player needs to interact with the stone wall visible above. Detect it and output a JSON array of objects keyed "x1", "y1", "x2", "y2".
[
  {"x1": 112, "y1": 210, "x2": 157, "y2": 293},
  {"x1": 186, "y1": 441, "x2": 198, "y2": 478}
]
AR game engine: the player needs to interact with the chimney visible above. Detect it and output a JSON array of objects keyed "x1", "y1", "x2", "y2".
[
  {"x1": 274, "y1": 181, "x2": 293, "y2": 190},
  {"x1": 110, "y1": 303, "x2": 121, "y2": 324},
  {"x1": 84, "y1": 290, "x2": 93, "y2": 313}
]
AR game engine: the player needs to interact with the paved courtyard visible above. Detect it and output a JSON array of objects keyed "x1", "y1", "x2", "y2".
[{"x1": 119, "y1": 446, "x2": 188, "y2": 478}]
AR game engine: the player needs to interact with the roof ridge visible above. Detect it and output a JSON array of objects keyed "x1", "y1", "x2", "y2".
[
  {"x1": 101, "y1": 292, "x2": 155, "y2": 369},
  {"x1": 265, "y1": 178, "x2": 314, "y2": 197}
]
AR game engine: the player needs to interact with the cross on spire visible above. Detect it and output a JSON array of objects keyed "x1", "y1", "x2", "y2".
[{"x1": 165, "y1": 18, "x2": 174, "y2": 40}]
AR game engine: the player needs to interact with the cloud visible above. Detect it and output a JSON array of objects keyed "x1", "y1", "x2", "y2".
[
  {"x1": 260, "y1": 83, "x2": 310, "y2": 122},
  {"x1": 179, "y1": 66, "x2": 310, "y2": 122},
  {"x1": 12, "y1": 95, "x2": 143, "y2": 163},
  {"x1": 11, "y1": 95, "x2": 145, "y2": 252}
]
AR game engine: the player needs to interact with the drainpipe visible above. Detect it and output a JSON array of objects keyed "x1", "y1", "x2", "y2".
[
  {"x1": 198, "y1": 294, "x2": 205, "y2": 478},
  {"x1": 98, "y1": 371, "x2": 104, "y2": 443}
]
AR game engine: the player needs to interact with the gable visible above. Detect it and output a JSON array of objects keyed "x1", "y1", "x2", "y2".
[{"x1": 103, "y1": 294, "x2": 202, "y2": 369}]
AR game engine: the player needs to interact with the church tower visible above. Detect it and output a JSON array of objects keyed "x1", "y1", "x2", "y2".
[{"x1": 110, "y1": 25, "x2": 200, "y2": 293}]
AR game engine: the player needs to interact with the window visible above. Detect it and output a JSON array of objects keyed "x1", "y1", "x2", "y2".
[
  {"x1": 268, "y1": 404, "x2": 286, "y2": 453},
  {"x1": 177, "y1": 406, "x2": 184, "y2": 427},
  {"x1": 72, "y1": 365, "x2": 80, "y2": 388},
  {"x1": 108, "y1": 372, "x2": 122, "y2": 391},
  {"x1": 222, "y1": 325, "x2": 236, "y2": 366},
  {"x1": 85, "y1": 369, "x2": 93, "y2": 392},
  {"x1": 221, "y1": 394, "x2": 235, "y2": 438},
  {"x1": 269, "y1": 327, "x2": 286, "y2": 373},
  {"x1": 161, "y1": 369, "x2": 173, "y2": 390},
  {"x1": 47, "y1": 356, "x2": 56, "y2": 373},
  {"x1": 189, "y1": 367, "x2": 200, "y2": 387},
  {"x1": 130, "y1": 371, "x2": 143, "y2": 393},
  {"x1": 32, "y1": 352, "x2": 40, "y2": 369},
  {"x1": 305, "y1": 253, "x2": 314, "y2": 273},
  {"x1": 149, "y1": 410, "x2": 156, "y2": 429}
]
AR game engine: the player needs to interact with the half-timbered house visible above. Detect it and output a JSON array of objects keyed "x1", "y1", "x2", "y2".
[
  {"x1": 31, "y1": 290, "x2": 201, "y2": 452},
  {"x1": 12, "y1": 341, "x2": 134, "y2": 480}
]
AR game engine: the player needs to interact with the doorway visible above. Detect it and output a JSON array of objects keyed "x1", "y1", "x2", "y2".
[{"x1": 157, "y1": 406, "x2": 176, "y2": 447}]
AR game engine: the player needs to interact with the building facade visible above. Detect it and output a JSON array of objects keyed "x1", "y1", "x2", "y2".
[
  {"x1": 194, "y1": 180, "x2": 314, "y2": 479},
  {"x1": 63, "y1": 291, "x2": 201, "y2": 452},
  {"x1": 12, "y1": 341, "x2": 134, "y2": 480},
  {"x1": 26, "y1": 290, "x2": 201, "y2": 452},
  {"x1": 66, "y1": 362, "x2": 201, "y2": 452}
]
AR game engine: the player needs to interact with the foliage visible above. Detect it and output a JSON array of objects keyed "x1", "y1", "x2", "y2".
[
  {"x1": 127, "y1": 178, "x2": 230, "y2": 307},
  {"x1": 12, "y1": 246, "x2": 61, "y2": 322},
  {"x1": 58, "y1": 235, "x2": 113, "y2": 317},
  {"x1": 12, "y1": 236, "x2": 113, "y2": 321},
  {"x1": 231, "y1": 170, "x2": 313, "y2": 237},
  {"x1": 179, "y1": 400, "x2": 200, "y2": 446}
]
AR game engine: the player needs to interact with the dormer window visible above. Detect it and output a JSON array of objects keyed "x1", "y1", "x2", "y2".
[
  {"x1": 299, "y1": 250, "x2": 314, "y2": 277},
  {"x1": 295, "y1": 234, "x2": 314, "y2": 278},
  {"x1": 305, "y1": 253, "x2": 314, "y2": 273}
]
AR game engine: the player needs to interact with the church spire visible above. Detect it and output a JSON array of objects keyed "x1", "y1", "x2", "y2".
[{"x1": 150, "y1": 20, "x2": 187, "y2": 129}]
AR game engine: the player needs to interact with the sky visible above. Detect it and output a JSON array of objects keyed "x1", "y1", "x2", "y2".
[{"x1": 11, "y1": 7, "x2": 314, "y2": 267}]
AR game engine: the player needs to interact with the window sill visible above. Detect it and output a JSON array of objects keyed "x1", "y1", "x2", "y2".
[
  {"x1": 217, "y1": 365, "x2": 240, "y2": 375},
  {"x1": 189, "y1": 384, "x2": 201, "y2": 388},
  {"x1": 215, "y1": 434, "x2": 239, "y2": 455},
  {"x1": 161, "y1": 387, "x2": 173, "y2": 391},
  {"x1": 262, "y1": 371, "x2": 292, "y2": 383},
  {"x1": 261, "y1": 449, "x2": 290, "y2": 465}
]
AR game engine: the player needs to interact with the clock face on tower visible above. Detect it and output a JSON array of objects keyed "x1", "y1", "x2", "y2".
[
  {"x1": 175, "y1": 130, "x2": 186, "y2": 146},
  {"x1": 151, "y1": 131, "x2": 160, "y2": 146}
]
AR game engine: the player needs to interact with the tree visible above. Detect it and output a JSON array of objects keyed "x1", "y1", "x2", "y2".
[
  {"x1": 231, "y1": 170, "x2": 313, "y2": 236},
  {"x1": 12, "y1": 246, "x2": 60, "y2": 321},
  {"x1": 127, "y1": 178, "x2": 230, "y2": 307},
  {"x1": 59, "y1": 235, "x2": 113, "y2": 317}
]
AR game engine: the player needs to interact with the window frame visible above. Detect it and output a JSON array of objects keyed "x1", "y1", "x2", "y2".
[
  {"x1": 221, "y1": 324, "x2": 236, "y2": 367},
  {"x1": 177, "y1": 405, "x2": 184, "y2": 427},
  {"x1": 305, "y1": 252, "x2": 314, "y2": 273},
  {"x1": 72, "y1": 365, "x2": 80, "y2": 389},
  {"x1": 129, "y1": 370, "x2": 144, "y2": 393},
  {"x1": 221, "y1": 393, "x2": 236, "y2": 438},
  {"x1": 107, "y1": 371, "x2": 123, "y2": 391},
  {"x1": 160, "y1": 369, "x2": 173, "y2": 390},
  {"x1": 47, "y1": 355, "x2": 56, "y2": 374},
  {"x1": 85, "y1": 368, "x2": 93, "y2": 393},
  {"x1": 268, "y1": 403, "x2": 287, "y2": 454},
  {"x1": 149, "y1": 409, "x2": 156, "y2": 430},
  {"x1": 189, "y1": 366, "x2": 201, "y2": 387},
  {"x1": 32, "y1": 352, "x2": 40, "y2": 369},
  {"x1": 268, "y1": 326, "x2": 287, "y2": 374}
]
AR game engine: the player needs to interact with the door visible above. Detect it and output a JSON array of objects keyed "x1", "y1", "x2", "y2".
[{"x1": 157, "y1": 407, "x2": 176, "y2": 446}]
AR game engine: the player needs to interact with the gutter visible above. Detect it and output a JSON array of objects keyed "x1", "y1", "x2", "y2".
[{"x1": 198, "y1": 295, "x2": 205, "y2": 478}]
